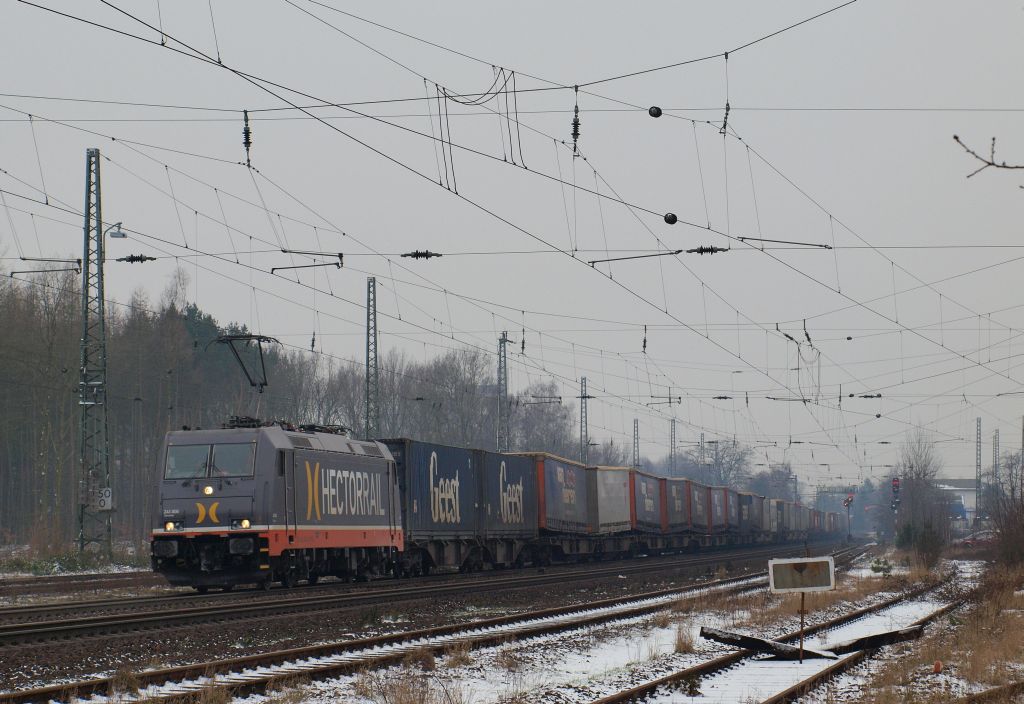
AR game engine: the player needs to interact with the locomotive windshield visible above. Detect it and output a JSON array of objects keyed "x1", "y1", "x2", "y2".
[
  {"x1": 210, "y1": 443, "x2": 256, "y2": 477},
  {"x1": 165, "y1": 445, "x2": 210, "y2": 479},
  {"x1": 164, "y1": 442, "x2": 256, "y2": 479}
]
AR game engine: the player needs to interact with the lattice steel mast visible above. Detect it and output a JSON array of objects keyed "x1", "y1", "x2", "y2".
[
  {"x1": 579, "y1": 376, "x2": 590, "y2": 464},
  {"x1": 976, "y1": 417, "x2": 982, "y2": 518},
  {"x1": 632, "y1": 418, "x2": 640, "y2": 468},
  {"x1": 669, "y1": 418, "x2": 677, "y2": 476},
  {"x1": 77, "y1": 148, "x2": 112, "y2": 557},
  {"x1": 496, "y1": 331, "x2": 509, "y2": 452},
  {"x1": 365, "y1": 277, "x2": 379, "y2": 438},
  {"x1": 993, "y1": 429, "x2": 1000, "y2": 486}
]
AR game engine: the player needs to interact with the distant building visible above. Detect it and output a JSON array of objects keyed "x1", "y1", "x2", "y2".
[{"x1": 937, "y1": 478, "x2": 978, "y2": 524}]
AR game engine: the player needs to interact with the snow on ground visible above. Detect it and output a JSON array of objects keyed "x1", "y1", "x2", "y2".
[
  {"x1": 648, "y1": 598, "x2": 951, "y2": 703},
  {"x1": 800, "y1": 558, "x2": 992, "y2": 704},
  {"x1": 234, "y1": 556, "x2": 914, "y2": 704}
]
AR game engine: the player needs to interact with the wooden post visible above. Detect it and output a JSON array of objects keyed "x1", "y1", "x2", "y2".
[{"x1": 799, "y1": 591, "x2": 806, "y2": 663}]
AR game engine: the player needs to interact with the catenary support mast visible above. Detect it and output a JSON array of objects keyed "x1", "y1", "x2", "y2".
[
  {"x1": 365, "y1": 276, "x2": 379, "y2": 438},
  {"x1": 580, "y1": 376, "x2": 589, "y2": 464},
  {"x1": 77, "y1": 147, "x2": 112, "y2": 557},
  {"x1": 633, "y1": 418, "x2": 640, "y2": 468},
  {"x1": 497, "y1": 331, "x2": 509, "y2": 452}
]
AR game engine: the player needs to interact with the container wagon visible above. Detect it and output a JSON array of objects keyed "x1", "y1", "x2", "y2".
[
  {"x1": 382, "y1": 438, "x2": 480, "y2": 574},
  {"x1": 477, "y1": 450, "x2": 539, "y2": 568}
]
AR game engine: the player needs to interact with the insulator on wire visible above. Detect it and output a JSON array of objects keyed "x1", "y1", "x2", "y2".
[
  {"x1": 242, "y1": 109, "x2": 253, "y2": 167},
  {"x1": 571, "y1": 85, "x2": 581, "y2": 154}
]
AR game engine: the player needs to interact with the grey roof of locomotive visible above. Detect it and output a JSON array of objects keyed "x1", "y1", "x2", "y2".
[{"x1": 164, "y1": 424, "x2": 394, "y2": 462}]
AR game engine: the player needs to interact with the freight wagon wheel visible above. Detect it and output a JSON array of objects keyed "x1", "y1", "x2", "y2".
[
  {"x1": 194, "y1": 585, "x2": 209, "y2": 594},
  {"x1": 260, "y1": 577, "x2": 272, "y2": 591},
  {"x1": 222, "y1": 584, "x2": 234, "y2": 592},
  {"x1": 282, "y1": 570, "x2": 297, "y2": 589},
  {"x1": 307, "y1": 573, "x2": 319, "y2": 586}
]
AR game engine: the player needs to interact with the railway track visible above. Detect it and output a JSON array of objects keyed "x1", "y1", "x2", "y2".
[
  {"x1": 0, "y1": 540, "x2": 837, "y2": 626},
  {"x1": 0, "y1": 540, "x2": 848, "y2": 644},
  {"x1": 0, "y1": 571, "x2": 162, "y2": 597},
  {"x1": 587, "y1": 579, "x2": 959, "y2": 704},
  {"x1": 0, "y1": 546, "x2": 862, "y2": 702}
]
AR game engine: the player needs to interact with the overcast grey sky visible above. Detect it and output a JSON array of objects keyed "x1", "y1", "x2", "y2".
[{"x1": 3, "y1": 1, "x2": 1023, "y2": 490}]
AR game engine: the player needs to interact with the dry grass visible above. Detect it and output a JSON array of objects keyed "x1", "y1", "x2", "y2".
[
  {"x1": 674, "y1": 620, "x2": 695, "y2": 653},
  {"x1": 443, "y1": 640, "x2": 473, "y2": 668},
  {"x1": 495, "y1": 647, "x2": 521, "y2": 672},
  {"x1": 263, "y1": 676, "x2": 310, "y2": 704},
  {"x1": 651, "y1": 610, "x2": 673, "y2": 629},
  {"x1": 858, "y1": 565, "x2": 1024, "y2": 703},
  {"x1": 671, "y1": 586, "x2": 741, "y2": 615},
  {"x1": 180, "y1": 683, "x2": 230, "y2": 704},
  {"x1": 733, "y1": 573, "x2": 897, "y2": 628},
  {"x1": 402, "y1": 647, "x2": 437, "y2": 672},
  {"x1": 109, "y1": 666, "x2": 139, "y2": 696},
  {"x1": 352, "y1": 668, "x2": 466, "y2": 704}
]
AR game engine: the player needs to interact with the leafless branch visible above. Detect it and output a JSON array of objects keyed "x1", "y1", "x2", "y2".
[{"x1": 953, "y1": 134, "x2": 1024, "y2": 178}]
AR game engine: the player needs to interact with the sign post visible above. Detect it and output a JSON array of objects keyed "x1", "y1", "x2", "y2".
[{"x1": 769, "y1": 556, "x2": 836, "y2": 663}]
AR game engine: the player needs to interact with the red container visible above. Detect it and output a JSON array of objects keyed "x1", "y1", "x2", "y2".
[{"x1": 517, "y1": 453, "x2": 589, "y2": 534}]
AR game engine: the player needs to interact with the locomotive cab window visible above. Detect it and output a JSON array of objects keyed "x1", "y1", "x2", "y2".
[
  {"x1": 165, "y1": 445, "x2": 210, "y2": 479},
  {"x1": 211, "y1": 443, "x2": 256, "y2": 477}
]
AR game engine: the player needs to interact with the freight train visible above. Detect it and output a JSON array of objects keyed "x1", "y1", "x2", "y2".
[{"x1": 150, "y1": 419, "x2": 843, "y2": 590}]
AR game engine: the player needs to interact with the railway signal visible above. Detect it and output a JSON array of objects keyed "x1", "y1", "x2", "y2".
[{"x1": 842, "y1": 493, "x2": 854, "y2": 541}]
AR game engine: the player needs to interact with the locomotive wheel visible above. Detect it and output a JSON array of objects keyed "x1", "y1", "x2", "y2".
[
  {"x1": 222, "y1": 584, "x2": 234, "y2": 592},
  {"x1": 260, "y1": 576, "x2": 272, "y2": 591},
  {"x1": 282, "y1": 570, "x2": 297, "y2": 589},
  {"x1": 307, "y1": 573, "x2": 320, "y2": 586},
  {"x1": 195, "y1": 585, "x2": 209, "y2": 594}
]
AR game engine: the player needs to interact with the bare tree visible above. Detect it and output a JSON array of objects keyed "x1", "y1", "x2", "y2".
[
  {"x1": 989, "y1": 450, "x2": 1024, "y2": 564},
  {"x1": 684, "y1": 440, "x2": 751, "y2": 486},
  {"x1": 893, "y1": 429, "x2": 950, "y2": 566}
]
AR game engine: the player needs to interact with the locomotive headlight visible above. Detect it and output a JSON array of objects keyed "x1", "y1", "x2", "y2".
[
  {"x1": 202, "y1": 485, "x2": 214, "y2": 496},
  {"x1": 231, "y1": 518, "x2": 251, "y2": 529},
  {"x1": 164, "y1": 521, "x2": 183, "y2": 531},
  {"x1": 164, "y1": 521, "x2": 175, "y2": 531}
]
